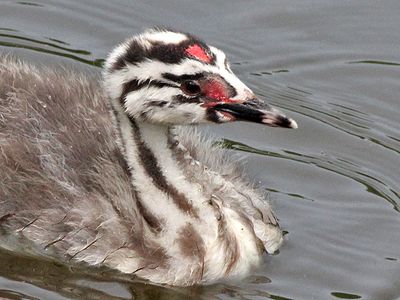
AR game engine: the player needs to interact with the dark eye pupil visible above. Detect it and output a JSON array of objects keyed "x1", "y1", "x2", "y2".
[{"x1": 181, "y1": 81, "x2": 201, "y2": 96}]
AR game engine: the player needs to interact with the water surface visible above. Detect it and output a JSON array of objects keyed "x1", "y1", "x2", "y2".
[{"x1": 1, "y1": 1, "x2": 399, "y2": 299}]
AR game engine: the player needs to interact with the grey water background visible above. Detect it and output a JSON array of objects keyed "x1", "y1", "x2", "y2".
[{"x1": 0, "y1": 0, "x2": 399, "y2": 299}]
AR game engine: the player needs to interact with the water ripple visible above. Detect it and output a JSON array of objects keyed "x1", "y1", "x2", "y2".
[
  {"x1": 254, "y1": 82, "x2": 400, "y2": 157},
  {"x1": 17, "y1": 1, "x2": 43, "y2": 7},
  {"x1": 217, "y1": 139, "x2": 400, "y2": 212},
  {"x1": 0, "y1": 28, "x2": 104, "y2": 67},
  {"x1": 348, "y1": 60, "x2": 400, "y2": 67},
  {"x1": 331, "y1": 291, "x2": 362, "y2": 299}
]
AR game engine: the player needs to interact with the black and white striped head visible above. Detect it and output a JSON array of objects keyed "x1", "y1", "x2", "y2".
[{"x1": 103, "y1": 29, "x2": 297, "y2": 128}]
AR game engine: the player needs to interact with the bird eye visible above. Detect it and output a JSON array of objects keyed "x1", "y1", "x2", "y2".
[{"x1": 180, "y1": 81, "x2": 201, "y2": 96}]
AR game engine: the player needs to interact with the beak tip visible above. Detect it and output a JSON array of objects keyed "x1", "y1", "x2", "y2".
[
  {"x1": 261, "y1": 115, "x2": 298, "y2": 129},
  {"x1": 289, "y1": 118, "x2": 298, "y2": 129}
]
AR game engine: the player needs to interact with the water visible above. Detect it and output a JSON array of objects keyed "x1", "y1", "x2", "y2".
[{"x1": 1, "y1": 0, "x2": 399, "y2": 299}]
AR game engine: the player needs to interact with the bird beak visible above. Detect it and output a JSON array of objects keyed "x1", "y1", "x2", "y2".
[{"x1": 213, "y1": 98, "x2": 298, "y2": 129}]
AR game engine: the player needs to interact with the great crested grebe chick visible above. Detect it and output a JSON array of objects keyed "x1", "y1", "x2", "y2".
[{"x1": 0, "y1": 29, "x2": 297, "y2": 286}]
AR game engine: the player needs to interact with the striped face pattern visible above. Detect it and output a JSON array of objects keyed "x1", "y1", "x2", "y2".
[
  {"x1": 103, "y1": 29, "x2": 247, "y2": 125},
  {"x1": 103, "y1": 29, "x2": 297, "y2": 128}
]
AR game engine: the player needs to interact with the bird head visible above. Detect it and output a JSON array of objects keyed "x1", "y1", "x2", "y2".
[{"x1": 103, "y1": 28, "x2": 297, "y2": 129}]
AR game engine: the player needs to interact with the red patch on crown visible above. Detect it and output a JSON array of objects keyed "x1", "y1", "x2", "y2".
[{"x1": 185, "y1": 44, "x2": 212, "y2": 63}]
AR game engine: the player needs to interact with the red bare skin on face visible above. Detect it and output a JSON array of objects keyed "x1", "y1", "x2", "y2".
[
  {"x1": 185, "y1": 44, "x2": 212, "y2": 63},
  {"x1": 201, "y1": 80, "x2": 241, "y2": 107}
]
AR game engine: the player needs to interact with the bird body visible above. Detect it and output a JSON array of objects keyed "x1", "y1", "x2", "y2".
[{"x1": 0, "y1": 29, "x2": 296, "y2": 286}]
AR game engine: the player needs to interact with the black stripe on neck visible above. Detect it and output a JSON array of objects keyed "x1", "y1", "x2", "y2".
[
  {"x1": 129, "y1": 118, "x2": 199, "y2": 219},
  {"x1": 110, "y1": 105, "x2": 164, "y2": 233}
]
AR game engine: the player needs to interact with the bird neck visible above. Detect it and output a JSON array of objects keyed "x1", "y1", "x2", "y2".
[
  {"x1": 112, "y1": 105, "x2": 204, "y2": 231},
  {"x1": 109, "y1": 101, "x2": 268, "y2": 282}
]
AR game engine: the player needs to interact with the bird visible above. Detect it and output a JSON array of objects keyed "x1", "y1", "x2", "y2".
[{"x1": 0, "y1": 28, "x2": 297, "y2": 286}]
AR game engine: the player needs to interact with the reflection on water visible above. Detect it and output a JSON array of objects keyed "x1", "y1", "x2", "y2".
[{"x1": 0, "y1": 249, "x2": 295, "y2": 300}]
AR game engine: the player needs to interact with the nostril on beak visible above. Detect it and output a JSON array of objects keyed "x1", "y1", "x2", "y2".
[
  {"x1": 246, "y1": 98, "x2": 260, "y2": 105},
  {"x1": 244, "y1": 98, "x2": 271, "y2": 111}
]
